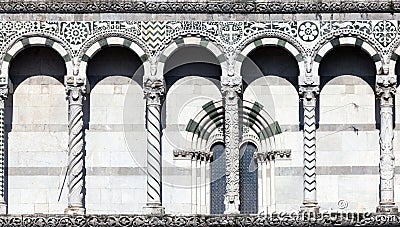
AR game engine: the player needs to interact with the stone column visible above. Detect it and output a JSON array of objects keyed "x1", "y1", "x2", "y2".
[
  {"x1": 200, "y1": 154, "x2": 206, "y2": 214},
  {"x1": 269, "y1": 156, "x2": 276, "y2": 212},
  {"x1": 0, "y1": 87, "x2": 7, "y2": 214},
  {"x1": 65, "y1": 76, "x2": 86, "y2": 215},
  {"x1": 255, "y1": 153, "x2": 264, "y2": 213},
  {"x1": 376, "y1": 75, "x2": 398, "y2": 214},
  {"x1": 191, "y1": 152, "x2": 197, "y2": 214},
  {"x1": 143, "y1": 80, "x2": 165, "y2": 214},
  {"x1": 222, "y1": 84, "x2": 241, "y2": 214},
  {"x1": 205, "y1": 153, "x2": 211, "y2": 214},
  {"x1": 299, "y1": 86, "x2": 319, "y2": 213}
]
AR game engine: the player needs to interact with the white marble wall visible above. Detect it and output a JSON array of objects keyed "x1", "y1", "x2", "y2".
[
  {"x1": 7, "y1": 76, "x2": 68, "y2": 214},
  {"x1": 85, "y1": 76, "x2": 147, "y2": 214}
]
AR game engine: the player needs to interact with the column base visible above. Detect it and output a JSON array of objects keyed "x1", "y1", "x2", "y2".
[
  {"x1": 224, "y1": 193, "x2": 240, "y2": 214},
  {"x1": 376, "y1": 204, "x2": 398, "y2": 214},
  {"x1": 0, "y1": 203, "x2": 7, "y2": 214},
  {"x1": 65, "y1": 206, "x2": 85, "y2": 215},
  {"x1": 300, "y1": 204, "x2": 320, "y2": 214},
  {"x1": 143, "y1": 205, "x2": 165, "y2": 215}
]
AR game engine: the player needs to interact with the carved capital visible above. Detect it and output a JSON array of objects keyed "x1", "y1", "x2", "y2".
[
  {"x1": 221, "y1": 76, "x2": 242, "y2": 98},
  {"x1": 299, "y1": 86, "x2": 319, "y2": 107},
  {"x1": 255, "y1": 149, "x2": 291, "y2": 162},
  {"x1": 376, "y1": 75, "x2": 396, "y2": 107},
  {"x1": 221, "y1": 74, "x2": 242, "y2": 91},
  {"x1": 66, "y1": 86, "x2": 85, "y2": 106},
  {"x1": 144, "y1": 79, "x2": 165, "y2": 106}
]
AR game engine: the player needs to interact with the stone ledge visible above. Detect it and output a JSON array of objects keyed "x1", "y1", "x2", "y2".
[
  {"x1": 0, "y1": 1, "x2": 397, "y2": 14},
  {"x1": 0, "y1": 213, "x2": 398, "y2": 226}
]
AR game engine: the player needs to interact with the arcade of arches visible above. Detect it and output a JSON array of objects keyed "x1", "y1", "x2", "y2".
[{"x1": 0, "y1": 16, "x2": 399, "y2": 223}]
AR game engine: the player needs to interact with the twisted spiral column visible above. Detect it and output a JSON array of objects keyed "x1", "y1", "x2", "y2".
[
  {"x1": 144, "y1": 83, "x2": 165, "y2": 214},
  {"x1": 376, "y1": 77, "x2": 398, "y2": 214},
  {"x1": 0, "y1": 88, "x2": 7, "y2": 214},
  {"x1": 299, "y1": 86, "x2": 319, "y2": 213},
  {"x1": 65, "y1": 85, "x2": 85, "y2": 215},
  {"x1": 222, "y1": 85, "x2": 241, "y2": 214}
]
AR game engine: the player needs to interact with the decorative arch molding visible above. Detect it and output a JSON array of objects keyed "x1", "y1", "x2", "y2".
[
  {"x1": 78, "y1": 35, "x2": 150, "y2": 81},
  {"x1": 185, "y1": 99, "x2": 281, "y2": 152},
  {"x1": 314, "y1": 36, "x2": 381, "y2": 76},
  {"x1": 389, "y1": 44, "x2": 400, "y2": 75},
  {"x1": 1, "y1": 35, "x2": 73, "y2": 87},
  {"x1": 235, "y1": 37, "x2": 304, "y2": 79},
  {"x1": 157, "y1": 37, "x2": 228, "y2": 79}
]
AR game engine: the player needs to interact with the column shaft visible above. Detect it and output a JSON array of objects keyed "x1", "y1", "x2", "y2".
[
  {"x1": 0, "y1": 89, "x2": 7, "y2": 214},
  {"x1": 257, "y1": 158, "x2": 263, "y2": 213},
  {"x1": 270, "y1": 159, "x2": 276, "y2": 212},
  {"x1": 65, "y1": 85, "x2": 85, "y2": 215},
  {"x1": 376, "y1": 77, "x2": 398, "y2": 214},
  {"x1": 300, "y1": 86, "x2": 319, "y2": 213},
  {"x1": 146, "y1": 103, "x2": 162, "y2": 206},
  {"x1": 191, "y1": 156, "x2": 197, "y2": 214},
  {"x1": 144, "y1": 82, "x2": 165, "y2": 214},
  {"x1": 222, "y1": 85, "x2": 241, "y2": 214}
]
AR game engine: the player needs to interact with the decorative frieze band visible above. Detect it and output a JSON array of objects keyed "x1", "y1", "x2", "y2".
[
  {"x1": 0, "y1": 19, "x2": 399, "y2": 88},
  {"x1": 0, "y1": 1, "x2": 398, "y2": 14},
  {"x1": 0, "y1": 213, "x2": 398, "y2": 226}
]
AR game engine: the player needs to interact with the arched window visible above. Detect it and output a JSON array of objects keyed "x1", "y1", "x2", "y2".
[
  {"x1": 239, "y1": 142, "x2": 258, "y2": 214},
  {"x1": 210, "y1": 143, "x2": 225, "y2": 214},
  {"x1": 210, "y1": 142, "x2": 258, "y2": 214}
]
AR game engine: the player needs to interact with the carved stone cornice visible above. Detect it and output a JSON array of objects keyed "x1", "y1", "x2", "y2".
[
  {"x1": 0, "y1": 213, "x2": 399, "y2": 226},
  {"x1": 0, "y1": 1, "x2": 398, "y2": 14},
  {"x1": 255, "y1": 149, "x2": 291, "y2": 162},
  {"x1": 376, "y1": 75, "x2": 396, "y2": 107},
  {"x1": 299, "y1": 86, "x2": 319, "y2": 107},
  {"x1": 143, "y1": 79, "x2": 165, "y2": 106},
  {"x1": 173, "y1": 149, "x2": 211, "y2": 161}
]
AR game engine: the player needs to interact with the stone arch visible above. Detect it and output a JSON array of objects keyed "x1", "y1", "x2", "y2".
[
  {"x1": 235, "y1": 37, "x2": 304, "y2": 78},
  {"x1": 158, "y1": 37, "x2": 228, "y2": 79},
  {"x1": 185, "y1": 99, "x2": 281, "y2": 152},
  {"x1": 389, "y1": 45, "x2": 400, "y2": 76},
  {"x1": 2, "y1": 36, "x2": 73, "y2": 87},
  {"x1": 314, "y1": 37, "x2": 381, "y2": 76},
  {"x1": 78, "y1": 36, "x2": 150, "y2": 81}
]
